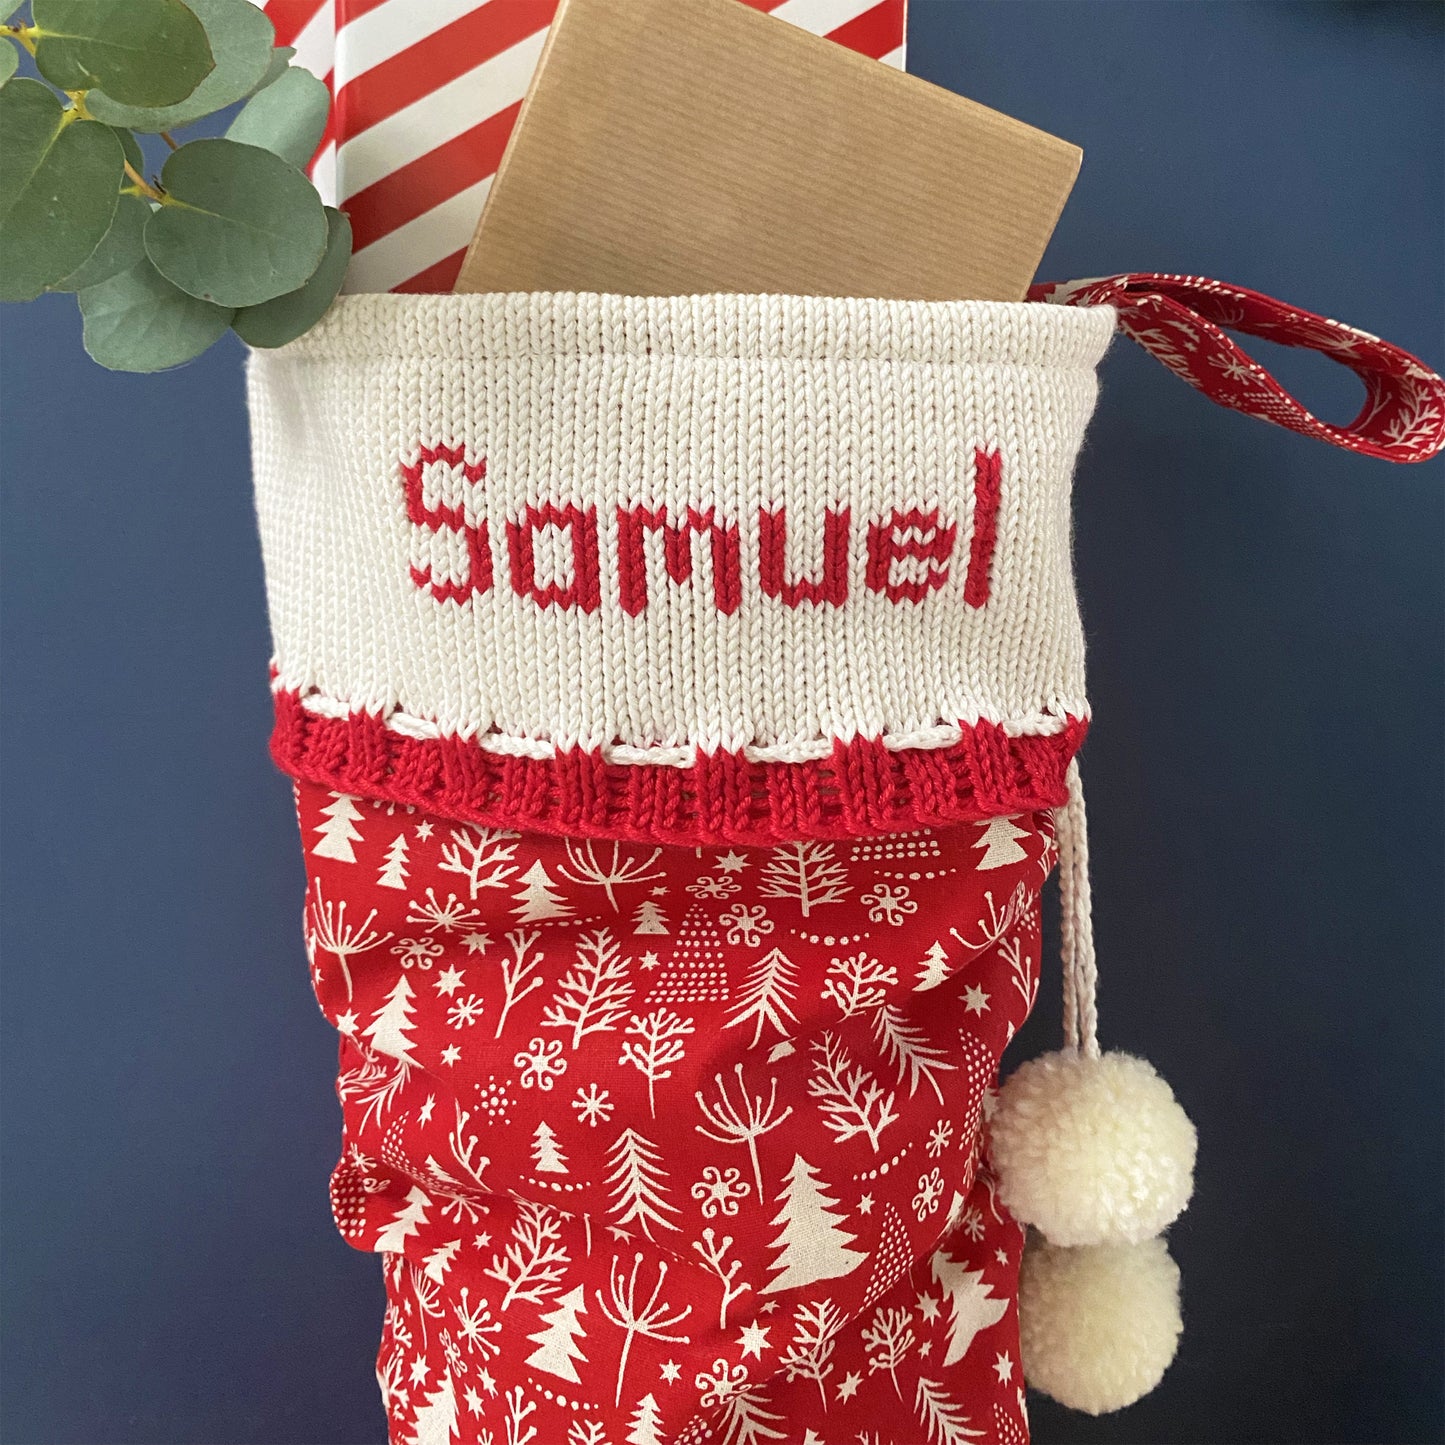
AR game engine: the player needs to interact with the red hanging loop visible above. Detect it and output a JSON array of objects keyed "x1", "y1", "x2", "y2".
[{"x1": 1030, "y1": 272, "x2": 1445, "y2": 464}]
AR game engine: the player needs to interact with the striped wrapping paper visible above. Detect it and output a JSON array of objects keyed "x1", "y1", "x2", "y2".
[{"x1": 255, "y1": 0, "x2": 906, "y2": 294}]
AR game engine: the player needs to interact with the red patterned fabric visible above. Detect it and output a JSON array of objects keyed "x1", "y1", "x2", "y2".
[
  {"x1": 298, "y1": 779, "x2": 1052, "y2": 1444},
  {"x1": 1032, "y1": 272, "x2": 1445, "y2": 463}
]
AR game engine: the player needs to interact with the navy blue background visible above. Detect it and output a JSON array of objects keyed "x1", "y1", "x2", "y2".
[{"x1": 2, "y1": 3, "x2": 1440, "y2": 1441}]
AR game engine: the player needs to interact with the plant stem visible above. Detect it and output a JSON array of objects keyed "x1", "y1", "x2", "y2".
[
  {"x1": 122, "y1": 160, "x2": 164, "y2": 203},
  {"x1": 3, "y1": 24, "x2": 37, "y2": 57},
  {"x1": 161, "y1": 131, "x2": 178, "y2": 151}
]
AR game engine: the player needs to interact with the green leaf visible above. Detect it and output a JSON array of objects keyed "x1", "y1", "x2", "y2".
[
  {"x1": 0, "y1": 38, "x2": 18, "y2": 88},
  {"x1": 79, "y1": 253, "x2": 232, "y2": 370},
  {"x1": 111, "y1": 123, "x2": 144, "y2": 174},
  {"x1": 247, "y1": 44, "x2": 293, "y2": 98},
  {"x1": 233, "y1": 205, "x2": 349, "y2": 348},
  {"x1": 53, "y1": 191, "x2": 149, "y2": 290},
  {"x1": 226, "y1": 64, "x2": 328, "y2": 169},
  {"x1": 86, "y1": 0, "x2": 274, "y2": 132},
  {"x1": 145, "y1": 137, "x2": 325, "y2": 307},
  {"x1": 0, "y1": 79, "x2": 122, "y2": 301},
  {"x1": 32, "y1": 0, "x2": 214, "y2": 108}
]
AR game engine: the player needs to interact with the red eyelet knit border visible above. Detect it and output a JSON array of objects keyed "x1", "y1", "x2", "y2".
[{"x1": 269, "y1": 691, "x2": 1087, "y2": 845}]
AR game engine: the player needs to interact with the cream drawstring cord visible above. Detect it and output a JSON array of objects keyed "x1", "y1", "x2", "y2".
[{"x1": 1057, "y1": 758, "x2": 1100, "y2": 1059}]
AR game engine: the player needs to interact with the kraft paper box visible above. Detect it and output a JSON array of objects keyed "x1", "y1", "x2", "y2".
[{"x1": 454, "y1": 0, "x2": 1080, "y2": 301}]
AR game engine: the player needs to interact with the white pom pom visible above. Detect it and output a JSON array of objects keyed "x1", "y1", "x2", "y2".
[
  {"x1": 1019, "y1": 1233, "x2": 1182, "y2": 1415},
  {"x1": 990, "y1": 1050, "x2": 1196, "y2": 1247}
]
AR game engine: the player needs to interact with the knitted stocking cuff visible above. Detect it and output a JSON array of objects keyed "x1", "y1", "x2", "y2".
[{"x1": 249, "y1": 291, "x2": 1113, "y2": 846}]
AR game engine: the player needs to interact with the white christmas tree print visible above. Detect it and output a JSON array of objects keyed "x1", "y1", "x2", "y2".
[
  {"x1": 649, "y1": 905, "x2": 729, "y2": 1006},
  {"x1": 723, "y1": 948, "x2": 799, "y2": 1048},
  {"x1": 759, "y1": 1154, "x2": 865, "y2": 1294},
  {"x1": 514, "y1": 859, "x2": 572, "y2": 922},
  {"x1": 862, "y1": 1202, "x2": 913, "y2": 1308},
  {"x1": 525, "y1": 1283, "x2": 589, "y2": 1382},
  {"x1": 312, "y1": 792, "x2": 364, "y2": 861},
  {"x1": 531, "y1": 1121, "x2": 569, "y2": 1174},
  {"x1": 364, "y1": 974, "x2": 419, "y2": 1064},
  {"x1": 597, "y1": 1252, "x2": 693, "y2": 1406},
  {"x1": 604, "y1": 1129, "x2": 679, "y2": 1239},
  {"x1": 695, "y1": 1063, "x2": 794, "y2": 1204},
  {"x1": 822, "y1": 951, "x2": 897, "y2": 1018},
  {"x1": 871, "y1": 1005, "x2": 956, "y2": 1103},
  {"x1": 422, "y1": 1237, "x2": 460, "y2": 1285},
  {"x1": 699, "y1": 1363, "x2": 786, "y2": 1445},
  {"x1": 375, "y1": 1184, "x2": 431, "y2": 1252},
  {"x1": 914, "y1": 940, "x2": 952, "y2": 992},
  {"x1": 625, "y1": 1393, "x2": 665, "y2": 1445},
  {"x1": 758, "y1": 840, "x2": 849, "y2": 917},
  {"x1": 861, "y1": 1306, "x2": 915, "y2": 1398},
  {"x1": 632, "y1": 898, "x2": 669, "y2": 935},
  {"x1": 438, "y1": 824, "x2": 519, "y2": 898},
  {"x1": 778, "y1": 1298, "x2": 845, "y2": 1406},
  {"x1": 560, "y1": 839, "x2": 665, "y2": 909},
  {"x1": 377, "y1": 832, "x2": 410, "y2": 890},
  {"x1": 973, "y1": 815, "x2": 1029, "y2": 871},
  {"x1": 618, "y1": 1008, "x2": 695, "y2": 1115},
  {"x1": 915, "y1": 1377, "x2": 984, "y2": 1444},
  {"x1": 567, "y1": 1423, "x2": 607, "y2": 1445},
  {"x1": 806, "y1": 1032, "x2": 898, "y2": 1151},
  {"x1": 543, "y1": 929, "x2": 635, "y2": 1048},
  {"x1": 484, "y1": 1198, "x2": 571, "y2": 1309},
  {"x1": 409, "y1": 1371, "x2": 458, "y2": 1445},
  {"x1": 931, "y1": 1250, "x2": 1008, "y2": 1366}
]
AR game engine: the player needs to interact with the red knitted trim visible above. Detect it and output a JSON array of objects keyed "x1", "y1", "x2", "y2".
[{"x1": 270, "y1": 691, "x2": 1087, "y2": 845}]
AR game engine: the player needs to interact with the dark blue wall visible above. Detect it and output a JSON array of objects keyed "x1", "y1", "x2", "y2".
[{"x1": 2, "y1": 4, "x2": 1440, "y2": 1441}]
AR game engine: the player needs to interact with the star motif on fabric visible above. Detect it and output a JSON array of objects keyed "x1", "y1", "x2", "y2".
[
  {"x1": 963, "y1": 983, "x2": 990, "y2": 1015},
  {"x1": 918, "y1": 1337, "x2": 932, "y2": 1358},
  {"x1": 660, "y1": 1359, "x2": 682, "y2": 1384},
  {"x1": 463, "y1": 1386, "x2": 484, "y2": 1414},
  {"x1": 759, "y1": 1300, "x2": 779, "y2": 1314},
  {"x1": 737, "y1": 1321, "x2": 771, "y2": 1358},
  {"x1": 408, "y1": 1356, "x2": 429, "y2": 1386},
  {"x1": 478, "y1": 1368, "x2": 497, "y2": 1395},
  {"x1": 335, "y1": 1011, "x2": 358, "y2": 1035},
  {"x1": 715, "y1": 850, "x2": 748, "y2": 873},
  {"x1": 414, "y1": 820, "x2": 434, "y2": 840},
  {"x1": 802, "y1": 1432, "x2": 824, "y2": 1445},
  {"x1": 461, "y1": 932, "x2": 490, "y2": 955},
  {"x1": 917, "y1": 1290, "x2": 941, "y2": 1322},
  {"x1": 650, "y1": 885, "x2": 668, "y2": 896},
  {"x1": 836, "y1": 1371, "x2": 862, "y2": 1402},
  {"x1": 994, "y1": 1351, "x2": 1014, "y2": 1384},
  {"x1": 607, "y1": 1225, "x2": 636, "y2": 1242},
  {"x1": 995, "y1": 1248, "x2": 1010, "y2": 1267},
  {"x1": 440, "y1": 1044, "x2": 462, "y2": 1065},
  {"x1": 472, "y1": 1231, "x2": 490, "y2": 1249},
  {"x1": 418, "y1": 1095, "x2": 436, "y2": 1124},
  {"x1": 857, "y1": 1192, "x2": 875, "y2": 1215},
  {"x1": 434, "y1": 965, "x2": 466, "y2": 997},
  {"x1": 639, "y1": 950, "x2": 662, "y2": 970}
]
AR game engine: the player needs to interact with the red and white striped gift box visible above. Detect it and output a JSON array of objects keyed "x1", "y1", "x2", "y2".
[{"x1": 256, "y1": 0, "x2": 906, "y2": 294}]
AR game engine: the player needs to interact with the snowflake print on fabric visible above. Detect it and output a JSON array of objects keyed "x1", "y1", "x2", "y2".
[{"x1": 296, "y1": 780, "x2": 1049, "y2": 1445}]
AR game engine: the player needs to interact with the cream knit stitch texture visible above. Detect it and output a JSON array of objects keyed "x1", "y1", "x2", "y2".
[{"x1": 248, "y1": 291, "x2": 1114, "y2": 768}]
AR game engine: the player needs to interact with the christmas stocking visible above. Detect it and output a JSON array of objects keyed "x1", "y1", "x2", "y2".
[{"x1": 248, "y1": 282, "x2": 1444, "y2": 1444}]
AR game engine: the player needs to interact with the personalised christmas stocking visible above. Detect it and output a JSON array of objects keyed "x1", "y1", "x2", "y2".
[{"x1": 247, "y1": 281, "x2": 1445, "y2": 1443}]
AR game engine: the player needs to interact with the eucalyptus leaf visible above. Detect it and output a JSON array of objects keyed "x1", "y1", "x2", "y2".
[
  {"x1": 248, "y1": 44, "x2": 294, "y2": 97},
  {"x1": 226, "y1": 64, "x2": 328, "y2": 169},
  {"x1": 0, "y1": 79, "x2": 122, "y2": 301},
  {"x1": 0, "y1": 38, "x2": 18, "y2": 87},
  {"x1": 145, "y1": 137, "x2": 326, "y2": 307},
  {"x1": 86, "y1": 0, "x2": 274, "y2": 132},
  {"x1": 79, "y1": 253, "x2": 233, "y2": 370},
  {"x1": 32, "y1": 0, "x2": 214, "y2": 108},
  {"x1": 53, "y1": 191, "x2": 150, "y2": 290},
  {"x1": 112, "y1": 124, "x2": 144, "y2": 175},
  {"x1": 233, "y1": 206, "x2": 349, "y2": 348}
]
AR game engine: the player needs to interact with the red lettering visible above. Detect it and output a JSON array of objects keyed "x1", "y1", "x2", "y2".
[
  {"x1": 402, "y1": 444, "x2": 493, "y2": 603},
  {"x1": 616, "y1": 504, "x2": 742, "y2": 616},
  {"x1": 963, "y1": 449, "x2": 1003, "y2": 608},
  {"x1": 865, "y1": 507, "x2": 958, "y2": 603},
  {"x1": 506, "y1": 503, "x2": 602, "y2": 612},
  {"x1": 758, "y1": 506, "x2": 851, "y2": 608}
]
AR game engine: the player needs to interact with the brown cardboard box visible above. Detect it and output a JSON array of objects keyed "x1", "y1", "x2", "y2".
[{"x1": 454, "y1": 0, "x2": 1080, "y2": 302}]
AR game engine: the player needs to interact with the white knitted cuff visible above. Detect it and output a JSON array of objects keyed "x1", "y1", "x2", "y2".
[{"x1": 248, "y1": 291, "x2": 1114, "y2": 843}]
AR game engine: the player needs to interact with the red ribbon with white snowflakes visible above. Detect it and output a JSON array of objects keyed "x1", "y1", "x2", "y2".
[{"x1": 1031, "y1": 273, "x2": 1445, "y2": 463}]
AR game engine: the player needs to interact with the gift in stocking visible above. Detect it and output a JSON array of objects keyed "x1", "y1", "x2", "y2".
[{"x1": 248, "y1": 280, "x2": 1444, "y2": 1443}]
